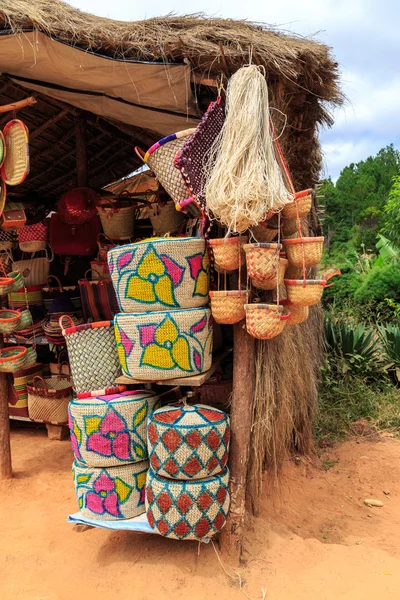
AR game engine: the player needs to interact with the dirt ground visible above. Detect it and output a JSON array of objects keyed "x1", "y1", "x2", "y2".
[{"x1": 1, "y1": 427, "x2": 399, "y2": 600}]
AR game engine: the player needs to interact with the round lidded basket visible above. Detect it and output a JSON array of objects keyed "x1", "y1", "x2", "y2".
[
  {"x1": 147, "y1": 403, "x2": 230, "y2": 480},
  {"x1": 0, "y1": 120, "x2": 30, "y2": 186},
  {"x1": 245, "y1": 303, "x2": 290, "y2": 340},
  {"x1": 68, "y1": 390, "x2": 159, "y2": 467},
  {"x1": 283, "y1": 237, "x2": 324, "y2": 268},
  {"x1": 73, "y1": 460, "x2": 149, "y2": 521},
  {"x1": 146, "y1": 467, "x2": 230, "y2": 540},
  {"x1": 0, "y1": 346, "x2": 27, "y2": 372},
  {"x1": 0, "y1": 309, "x2": 21, "y2": 334},
  {"x1": 282, "y1": 190, "x2": 313, "y2": 219},
  {"x1": 244, "y1": 242, "x2": 282, "y2": 283},
  {"x1": 27, "y1": 374, "x2": 73, "y2": 425},
  {"x1": 209, "y1": 290, "x2": 247, "y2": 324},
  {"x1": 208, "y1": 237, "x2": 247, "y2": 272},
  {"x1": 284, "y1": 279, "x2": 327, "y2": 306},
  {"x1": 251, "y1": 257, "x2": 288, "y2": 290}
]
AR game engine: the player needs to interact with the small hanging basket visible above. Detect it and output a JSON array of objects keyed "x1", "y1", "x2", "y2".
[
  {"x1": 0, "y1": 309, "x2": 21, "y2": 334},
  {"x1": 284, "y1": 279, "x2": 328, "y2": 306},
  {"x1": 27, "y1": 374, "x2": 73, "y2": 425},
  {"x1": 280, "y1": 299, "x2": 309, "y2": 325},
  {"x1": 244, "y1": 242, "x2": 282, "y2": 283},
  {"x1": 209, "y1": 237, "x2": 247, "y2": 272},
  {"x1": 0, "y1": 346, "x2": 27, "y2": 372},
  {"x1": 245, "y1": 303, "x2": 290, "y2": 340},
  {"x1": 283, "y1": 237, "x2": 324, "y2": 268},
  {"x1": 209, "y1": 290, "x2": 247, "y2": 324},
  {"x1": 282, "y1": 189, "x2": 313, "y2": 220},
  {"x1": 251, "y1": 257, "x2": 288, "y2": 290},
  {"x1": 251, "y1": 223, "x2": 279, "y2": 243}
]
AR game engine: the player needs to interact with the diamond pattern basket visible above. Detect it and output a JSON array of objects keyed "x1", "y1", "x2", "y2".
[
  {"x1": 251, "y1": 257, "x2": 288, "y2": 290},
  {"x1": 244, "y1": 243, "x2": 282, "y2": 283}
]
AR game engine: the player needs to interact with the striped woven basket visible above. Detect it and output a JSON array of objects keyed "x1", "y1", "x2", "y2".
[
  {"x1": 108, "y1": 237, "x2": 209, "y2": 313},
  {"x1": 244, "y1": 243, "x2": 282, "y2": 283},
  {"x1": 208, "y1": 237, "x2": 247, "y2": 272},
  {"x1": 8, "y1": 363, "x2": 43, "y2": 418},
  {"x1": 209, "y1": 290, "x2": 247, "y2": 324},
  {"x1": 68, "y1": 391, "x2": 159, "y2": 467},
  {"x1": 147, "y1": 404, "x2": 230, "y2": 480},
  {"x1": 0, "y1": 346, "x2": 27, "y2": 372},
  {"x1": 73, "y1": 460, "x2": 149, "y2": 520},
  {"x1": 245, "y1": 303, "x2": 290, "y2": 340},
  {"x1": 136, "y1": 129, "x2": 196, "y2": 205},
  {"x1": 0, "y1": 309, "x2": 21, "y2": 334},
  {"x1": 60, "y1": 316, "x2": 121, "y2": 395},
  {"x1": 27, "y1": 374, "x2": 73, "y2": 425},
  {"x1": 283, "y1": 237, "x2": 324, "y2": 268},
  {"x1": 146, "y1": 467, "x2": 230, "y2": 540},
  {"x1": 97, "y1": 204, "x2": 136, "y2": 240},
  {"x1": 284, "y1": 279, "x2": 327, "y2": 306},
  {"x1": 114, "y1": 308, "x2": 213, "y2": 380},
  {"x1": 282, "y1": 190, "x2": 313, "y2": 219},
  {"x1": 251, "y1": 257, "x2": 288, "y2": 290}
]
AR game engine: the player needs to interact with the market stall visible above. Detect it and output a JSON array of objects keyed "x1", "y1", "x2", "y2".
[{"x1": 0, "y1": 0, "x2": 342, "y2": 563}]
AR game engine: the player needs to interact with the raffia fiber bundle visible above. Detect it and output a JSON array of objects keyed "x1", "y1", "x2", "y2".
[{"x1": 205, "y1": 65, "x2": 292, "y2": 233}]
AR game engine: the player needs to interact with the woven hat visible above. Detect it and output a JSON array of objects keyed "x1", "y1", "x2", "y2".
[
  {"x1": 73, "y1": 460, "x2": 149, "y2": 520},
  {"x1": 0, "y1": 120, "x2": 30, "y2": 186},
  {"x1": 68, "y1": 391, "x2": 159, "y2": 467},
  {"x1": 57, "y1": 187, "x2": 98, "y2": 225},
  {"x1": 146, "y1": 467, "x2": 230, "y2": 540},
  {"x1": 147, "y1": 404, "x2": 230, "y2": 480}
]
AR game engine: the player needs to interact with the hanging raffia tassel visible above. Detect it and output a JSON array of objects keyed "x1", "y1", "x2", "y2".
[{"x1": 205, "y1": 65, "x2": 292, "y2": 232}]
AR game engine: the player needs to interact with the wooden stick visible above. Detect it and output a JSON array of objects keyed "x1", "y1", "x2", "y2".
[
  {"x1": 191, "y1": 72, "x2": 218, "y2": 87},
  {"x1": 0, "y1": 96, "x2": 37, "y2": 115},
  {"x1": 0, "y1": 334, "x2": 12, "y2": 479},
  {"x1": 75, "y1": 112, "x2": 88, "y2": 187},
  {"x1": 30, "y1": 108, "x2": 70, "y2": 141},
  {"x1": 219, "y1": 323, "x2": 255, "y2": 565}
]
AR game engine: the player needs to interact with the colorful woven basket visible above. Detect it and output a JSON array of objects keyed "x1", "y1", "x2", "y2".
[
  {"x1": 27, "y1": 374, "x2": 73, "y2": 425},
  {"x1": 284, "y1": 279, "x2": 327, "y2": 306},
  {"x1": 0, "y1": 120, "x2": 30, "y2": 186},
  {"x1": 245, "y1": 303, "x2": 290, "y2": 340},
  {"x1": 282, "y1": 190, "x2": 313, "y2": 219},
  {"x1": 60, "y1": 316, "x2": 121, "y2": 394},
  {"x1": 0, "y1": 346, "x2": 27, "y2": 373},
  {"x1": 114, "y1": 308, "x2": 213, "y2": 381},
  {"x1": 0, "y1": 276, "x2": 14, "y2": 295},
  {"x1": 108, "y1": 238, "x2": 210, "y2": 313},
  {"x1": 147, "y1": 404, "x2": 230, "y2": 480},
  {"x1": 8, "y1": 271, "x2": 24, "y2": 292},
  {"x1": 244, "y1": 243, "x2": 282, "y2": 283},
  {"x1": 68, "y1": 391, "x2": 160, "y2": 467},
  {"x1": 97, "y1": 204, "x2": 136, "y2": 240},
  {"x1": 208, "y1": 237, "x2": 246, "y2": 272},
  {"x1": 137, "y1": 129, "x2": 196, "y2": 205},
  {"x1": 18, "y1": 221, "x2": 48, "y2": 252},
  {"x1": 209, "y1": 290, "x2": 247, "y2": 324},
  {"x1": 73, "y1": 460, "x2": 149, "y2": 520},
  {"x1": 24, "y1": 346, "x2": 37, "y2": 368},
  {"x1": 146, "y1": 467, "x2": 230, "y2": 540},
  {"x1": 251, "y1": 258, "x2": 288, "y2": 291},
  {"x1": 15, "y1": 309, "x2": 32, "y2": 331},
  {"x1": 0, "y1": 309, "x2": 21, "y2": 334},
  {"x1": 76, "y1": 384, "x2": 127, "y2": 400},
  {"x1": 283, "y1": 237, "x2": 324, "y2": 268}
]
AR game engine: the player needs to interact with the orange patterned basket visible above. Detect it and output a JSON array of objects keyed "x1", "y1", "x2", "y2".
[
  {"x1": 209, "y1": 290, "x2": 247, "y2": 324},
  {"x1": 209, "y1": 237, "x2": 247, "y2": 272},
  {"x1": 244, "y1": 243, "x2": 282, "y2": 283},
  {"x1": 245, "y1": 303, "x2": 290, "y2": 340},
  {"x1": 251, "y1": 258, "x2": 288, "y2": 290},
  {"x1": 284, "y1": 279, "x2": 328, "y2": 306},
  {"x1": 283, "y1": 237, "x2": 324, "y2": 268},
  {"x1": 282, "y1": 189, "x2": 313, "y2": 220}
]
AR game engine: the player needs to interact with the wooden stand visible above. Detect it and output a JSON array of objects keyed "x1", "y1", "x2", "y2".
[
  {"x1": 219, "y1": 323, "x2": 255, "y2": 564},
  {"x1": 0, "y1": 334, "x2": 12, "y2": 479}
]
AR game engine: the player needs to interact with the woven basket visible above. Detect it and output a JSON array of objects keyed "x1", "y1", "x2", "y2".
[
  {"x1": 251, "y1": 224, "x2": 279, "y2": 243},
  {"x1": 68, "y1": 391, "x2": 159, "y2": 467},
  {"x1": 208, "y1": 237, "x2": 247, "y2": 272},
  {"x1": 8, "y1": 271, "x2": 24, "y2": 292},
  {"x1": 282, "y1": 217, "x2": 299, "y2": 237},
  {"x1": 283, "y1": 237, "x2": 324, "y2": 268},
  {"x1": 108, "y1": 237, "x2": 209, "y2": 313},
  {"x1": 0, "y1": 276, "x2": 14, "y2": 295},
  {"x1": 76, "y1": 384, "x2": 126, "y2": 400},
  {"x1": 285, "y1": 263, "x2": 304, "y2": 279},
  {"x1": 18, "y1": 222, "x2": 48, "y2": 252},
  {"x1": 245, "y1": 303, "x2": 290, "y2": 340},
  {"x1": 251, "y1": 258, "x2": 288, "y2": 290},
  {"x1": 1, "y1": 120, "x2": 30, "y2": 186},
  {"x1": 244, "y1": 243, "x2": 282, "y2": 283},
  {"x1": 97, "y1": 204, "x2": 136, "y2": 240},
  {"x1": 60, "y1": 316, "x2": 121, "y2": 395},
  {"x1": 24, "y1": 346, "x2": 37, "y2": 368},
  {"x1": 114, "y1": 307, "x2": 213, "y2": 380},
  {"x1": 282, "y1": 190, "x2": 312, "y2": 220},
  {"x1": 0, "y1": 309, "x2": 21, "y2": 334},
  {"x1": 284, "y1": 279, "x2": 327, "y2": 306},
  {"x1": 15, "y1": 309, "x2": 32, "y2": 331},
  {"x1": 146, "y1": 467, "x2": 230, "y2": 540},
  {"x1": 147, "y1": 404, "x2": 230, "y2": 480},
  {"x1": 138, "y1": 129, "x2": 196, "y2": 205},
  {"x1": 8, "y1": 363, "x2": 43, "y2": 419},
  {"x1": 27, "y1": 374, "x2": 73, "y2": 425},
  {"x1": 73, "y1": 460, "x2": 149, "y2": 520},
  {"x1": 209, "y1": 290, "x2": 247, "y2": 324},
  {"x1": 148, "y1": 202, "x2": 185, "y2": 236},
  {"x1": 0, "y1": 346, "x2": 27, "y2": 372}
]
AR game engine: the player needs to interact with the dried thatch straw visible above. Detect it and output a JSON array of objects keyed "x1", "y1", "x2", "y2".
[{"x1": 247, "y1": 304, "x2": 324, "y2": 515}]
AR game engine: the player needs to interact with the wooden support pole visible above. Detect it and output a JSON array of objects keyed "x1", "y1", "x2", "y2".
[
  {"x1": 0, "y1": 96, "x2": 37, "y2": 115},
  {"x1": 0, "y1": 334, "x2": 12, "y2": 479},
  {"x1": 75, "y1": 112, "x2": 88, "y2": 187},
  {"x1": 219, "y1": 322, "x2": 255, "y2": 564}
]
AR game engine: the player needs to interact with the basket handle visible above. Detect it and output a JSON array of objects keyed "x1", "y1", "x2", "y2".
[
  {"x1": 58, "y1": 361, "x2": 71, "y2": 378},
  {"x1": 59, "y1": 314, "x2": 75, "y2": 330},
  {"x1": 32, "y1": 375, "x2": 48, "y2": 391},
  {"x1": 280, "y1": 312, "x2": 291, "y2": 322},
  {"x1": 84, "y1": 269, "x2": 95, "y2": 281},
  {"x1": 46, "y1": 275, "x2": 63, "y2": 291},
  {"x1": 134, "y1": 147, "x2": 146, "y2": 162}
]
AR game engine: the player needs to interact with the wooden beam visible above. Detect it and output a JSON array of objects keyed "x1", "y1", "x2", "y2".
[
  {"x1": 219, "y1": 323, "x2": 255, "y2": 565},
  {"x1": 0, "y1": 334, "x2": 12, "y2": 479},
  {"x1": 75, "y1": 112, "x2": 88, "y2": 187},
  {"x1": 191, "y1": 72, "x2": 218, "y2": 87},
  {"x1": 30, "y1": 108, "x2": 70, "y2": 141},
  {"x1": 0, "y1": 96, "x2": 37, "y2": 115}
]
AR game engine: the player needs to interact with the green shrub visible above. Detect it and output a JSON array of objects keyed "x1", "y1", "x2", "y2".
[{"x1": 354, "y1": 263, "x2": 400, "y2": 304}]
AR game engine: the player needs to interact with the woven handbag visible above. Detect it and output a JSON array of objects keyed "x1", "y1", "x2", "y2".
[
  {"x1": 12, "y1": 251, "x2": 52, "y2": 287},
  {"x1": 148, "y1": 202, "x2": 185, "y2": 236},
  {"x1": 73, "y1": 460, "x2": 149, "y2": 520},
  {"x1": 147, "y1": 404, "x2": 230, "y2": 480},
  {"x1": 8, "y1": 284, "x2": 44, "y2": 309},
  {"x1": 1, "y1": 120, "x2": 30, "y2": 186},
  {"x1": 27, "y1": 374, "x2": 73, "y2": 425},
  {"x1": 78, "y1": 271, "x2": 119, "y2": 322},
  {"x1": 146, "y1": 467, "x2": 230, "y2": 540},
  {"x1": 96, "y1": 203, "x2": 136, "y2": 240},
  {"x1": 49, "y1": 213, "x2": 101, "y2": 256},
  {"x1": 108, "y1": 237, "x2": 209, "y2": 313},
  {"x1": 114, "y1": 307, "x2": 213, "y2": 380},
  {"x1": 60, "y1": 316, "x2": 121, "y2": 395},
  {"x1": 42, "y1": 275, "x2": 82, "y2": 315},
  {"x1": 68, "y1": 390, "x2": 159, "y2": 467},
  {"x1": 18, "y1": 221, "x2": 48, "y2": 252}
]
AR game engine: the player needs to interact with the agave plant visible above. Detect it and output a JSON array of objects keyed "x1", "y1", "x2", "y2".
[{"x1": 377, "y1": 323, "x2": 400, "y2": 382}]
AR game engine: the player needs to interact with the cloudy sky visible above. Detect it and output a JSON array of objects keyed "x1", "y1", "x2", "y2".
[{"x1": 68, "y1": 0, "x2": 399, "y2": 180}]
